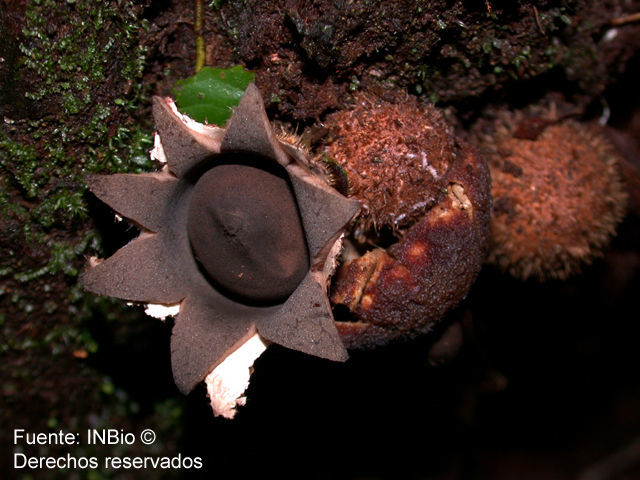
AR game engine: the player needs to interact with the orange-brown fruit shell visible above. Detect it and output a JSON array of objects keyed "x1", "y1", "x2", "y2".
[
  {"x1": 475, "y1": 110, "x2": 627, "y2": 281},
  {"x1": 322, "y1": 94, "x2": 455, "y2": 233},
  {"x1": 331, "y1": 140, "x2": 491, "y2": 348}
]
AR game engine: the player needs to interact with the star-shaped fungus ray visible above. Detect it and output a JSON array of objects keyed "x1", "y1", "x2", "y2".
[
  {"x1": 84, "y1": 172, "x2": 177, "y2": 233},
  {"x1": 80, "y1": 173, "x2": 186, "y2": 304},
  {"x1": 82, "y1": 83, "x2": 360, "y2": 405},
  {"x1": 81, "y1": 233, "x2": 188, "y2": 305},
  {"x1": 170, "y1": 295, "x2": 260, "y2": 394},
  {"x1": 257, "y1": 272, "x2": 348, "y2": 361},
  {"x1": 152, "y1": 96, "x2": 225, "y2": 178}
]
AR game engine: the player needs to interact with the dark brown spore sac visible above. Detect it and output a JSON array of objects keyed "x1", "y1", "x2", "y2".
[{"x1": 187, "y1": 163, "x2": 309, "y2": 303}]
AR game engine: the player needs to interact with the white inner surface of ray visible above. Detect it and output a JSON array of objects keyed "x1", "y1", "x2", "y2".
[{"x1": 205, "y1": 332, "x2": 269, "y2": 419}]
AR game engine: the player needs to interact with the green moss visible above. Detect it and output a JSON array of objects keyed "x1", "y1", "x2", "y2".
[
  {"x1": 20, "y1": 1, "x2": 145, "y2": 111},
  {"x1": 0, "y1": 1, "x2": 173, "y2": 438},
  {"x1": 1, "y1": 0, "x2": 153, "y2": 279},
  {"x1": 0, "y1": 139, "x2": 39, "y2": 198}
]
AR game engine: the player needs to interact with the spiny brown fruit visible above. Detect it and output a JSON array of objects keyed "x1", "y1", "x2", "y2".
[
  {"x1": 474, "y1": 108, "x2": 627, "y2": 281},
  {"x1": 325, "y1": 93, "x2": 492, "y2": 348},
  {"x1": 322, "y1": 94, "x2": 455, "y2": 234}
]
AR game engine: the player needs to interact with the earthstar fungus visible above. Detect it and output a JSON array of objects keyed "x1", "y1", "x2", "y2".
[{"x1": 81, "y1": 84, "x2": 360, "y2": 416}]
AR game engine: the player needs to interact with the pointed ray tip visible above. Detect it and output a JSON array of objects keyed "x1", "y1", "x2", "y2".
[
  {"x1": 84, "y1": 173, "x2": 104, "y2": 190},
  {"x1": 152, "y1": 96, "x2": 185, "y2": 128},
  {"x1": 230, "y1": 82, "x2": 266, "y2": 121},
  {"x1": 256, "y1": 274, "x2": 349, "y2": 362},
  {"x1": 222, "y1": 83, "x2": 289, "y2": 164},
  {"x1": 151, "y1": 95, "x2": 171, "y2": 115},
  {"x1": 239, "y1": 82, "x2": 261, "y2": 103},
  {"x1": 79, "y1": 234, "x2": 187, "y2": 304},
  {"x1": 343, "y1": 195, "x2": 361, "y2": 219}
]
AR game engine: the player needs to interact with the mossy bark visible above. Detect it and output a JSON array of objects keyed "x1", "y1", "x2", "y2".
[{"x1": 0, "y1": 0, "x2": 181, "y2": 467}]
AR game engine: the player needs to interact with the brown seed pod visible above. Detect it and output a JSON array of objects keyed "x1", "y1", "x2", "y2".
[
  {"x1": 326, "y1": 95, "x2": 492, "y2": 348},
  {"x1": 474, "y1": 108, "x2": 628, "y2": 280},
  {"x1": 322, "y1": 94, "x2": 455, "y2": 235}
]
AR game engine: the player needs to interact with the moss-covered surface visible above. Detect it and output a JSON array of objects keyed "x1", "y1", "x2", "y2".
[
  {"x1": 0, "y1": 1, "x2": 184, "y2": 476},
  {"x1": 1, "y1": 0, "x2": 640, "y2": 478}
]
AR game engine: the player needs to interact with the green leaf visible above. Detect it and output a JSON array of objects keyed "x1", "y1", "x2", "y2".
[{"x1": 172, "y1": 66, "x2": 255, "y2": 126}]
